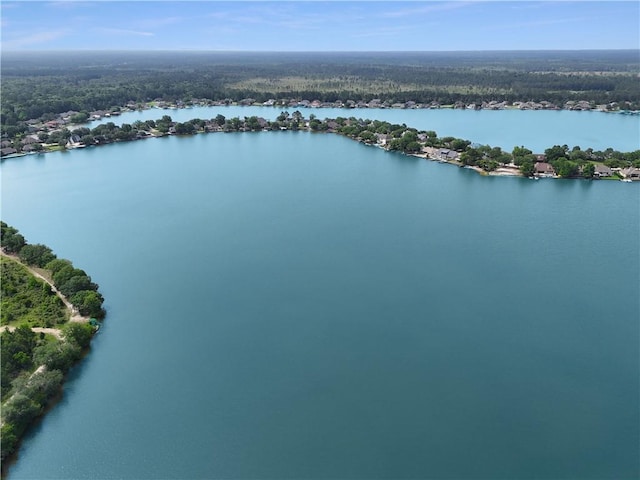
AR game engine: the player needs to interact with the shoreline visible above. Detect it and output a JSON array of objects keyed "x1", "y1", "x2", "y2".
[
  {"x1": 2, "y1": 112, "x2": 638, "y2": 182},
  {"x1": 0, "y1": 226, "x2": 103, "y2": 475}
]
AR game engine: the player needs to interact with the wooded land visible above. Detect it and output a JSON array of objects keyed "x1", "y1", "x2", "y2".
[{"x1": 2, "y1": 50, "x2": 638, "y2": 135}]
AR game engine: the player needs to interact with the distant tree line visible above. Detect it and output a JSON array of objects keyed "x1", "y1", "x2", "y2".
[{"x1": 2, "y1": 51, "x2": 639, "y2": 137}]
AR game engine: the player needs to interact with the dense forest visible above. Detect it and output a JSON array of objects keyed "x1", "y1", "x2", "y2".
[
  {"x1": 1, "y1": 50, "x2": 639, "y2": 133},
  {"x1": 1, "y1": 223, "x2": 105, "y2": 465}
]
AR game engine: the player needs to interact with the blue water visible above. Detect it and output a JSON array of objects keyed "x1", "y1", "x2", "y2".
[
  {"x1": 82, "y1": 106, "x2": 640, "y2": 153},
  {"x1": 1, "y1": 131, "x2": 639, "y2": 479}
]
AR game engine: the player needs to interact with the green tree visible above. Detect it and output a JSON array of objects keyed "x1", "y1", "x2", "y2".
[
  {"x1": 1, "y1": 222, "x2": 26, "y2": 254},
  {"x1": 15, "y1": 369, "x2": 63, "y2": 406},
  {"x1": 551, "y1": 158, "x2": 579, "y2": 177},
  {"x1": 59, "y1": 274, "x2": 97, "y2": 297},
  {"x1": 45, "y1": 258, "x2": 72, "y2": 275},
  {"x1": 70, "y1": 290, "x2": 105, "y2": 318},
  {"x1": 32, "y1": 341, "x2": 82, "y2": 373},
  {"x1": 63, "y1": 322, "x2": 94, "y2": 348},
  {"x1": 18, "y1": 244, "x2": 56, "y2": 267},
  {"x1": 70, "y1": 112, "x2": 89, "y2": 124},
  {"x1": 53, "y1": 265, "x2": 83, "y2": 287},
  {"x1": 2, "y1": 394, "x2": 41, "y2": 432},
  {"x1": 520, "y1": 160, "x2": 535, "y2": 177},
  {"x1": 1, "y1": 424, "x2": 18, "y2": 460},
  {"x1": 173, "y1": 122, "x2": 196, "y2": 135},
  {"x1": 582, "y1": 163, "x2": 595, "y2": 178},
  {"x1": 545, "y1": 144, "x2": 569, "y2": 162}
]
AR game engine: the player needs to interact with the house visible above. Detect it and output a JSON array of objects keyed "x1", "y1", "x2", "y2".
[
  {"x1": 375, "y1": 133, "x2": 391, "y2": 146},
  {"x1": 621, "y1": 167, "x2": 640, "y2": 180},
  {"x1": 65, "y1": 135, "x2": 82, "y2": 148},
  {"x1": 1, "y1": 147, "x2": 18, "y2": 157},
  {"x1": 593, "y1": 164, "x2": 613, "y2": 178},
  {"x1": 535, "y1": 162, "x2": 556, "y2": 177},
  {"x1": 21, "y1": 136, "x2": 40, "y2": 145},
  {"x1": 437, "y1": 148, "x2": 458, "y2": 161}
]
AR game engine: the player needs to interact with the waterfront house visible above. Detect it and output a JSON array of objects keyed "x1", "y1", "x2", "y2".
[
  {"x1": 594, "y1": 164, "x2": 613, "y2": 178},
  {"x1": 1, "y1": 147, "x2": 18, "y2": 157},
  {"x1": 621, "y1": 167, "x2": 640, "y2": 180},
  {"x1": 535, "y1": 162, "x2": 556, "y2": 176},
  {"x1": 21, "y1": 136, "x2": 40, "y2": 145},
  {"x1": 375, "y1": 134, "x2": 391, "y2": 146},
  {"x1": 437, "y1": 148, "x2": 458, "y2": 161},
  {"x1": 65, "y1": 135, "x2": 82, "y2": 148}
]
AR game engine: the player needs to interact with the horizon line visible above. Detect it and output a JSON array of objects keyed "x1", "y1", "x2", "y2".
[{"x1": 3, "y1": 48, "x2": 639, "y2": 53}]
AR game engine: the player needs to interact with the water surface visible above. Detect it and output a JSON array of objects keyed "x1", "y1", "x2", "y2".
[{"x1": 2, "y1": 131, "x2": 638, "y2": 479}]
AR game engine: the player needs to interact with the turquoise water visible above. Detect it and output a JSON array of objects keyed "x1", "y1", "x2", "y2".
[
  {"x1": 84, "y1": 106, "x2": 640, "y2": 153},
  {"x1": 1, "y1": 131, "x2": 639, "y2": 479}
]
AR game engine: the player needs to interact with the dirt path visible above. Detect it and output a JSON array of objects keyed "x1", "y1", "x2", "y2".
[
  {"x1": 0, "y1": 325, "x2": 64, "y2": 340},
  {"x1": 1, "y1": 250, "x2": 90, "y2": 323}
]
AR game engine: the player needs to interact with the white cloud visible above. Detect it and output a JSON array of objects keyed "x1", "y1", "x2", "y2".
[
  {"x1": 97, "y1": 27, "x2": 155, "y2": 37},
  {"x1": 2, "y1": 29, "x2": 69, "y2": 49},
  {"x1": 379, "y1": 2, "x2": 474, "y2": 19}
]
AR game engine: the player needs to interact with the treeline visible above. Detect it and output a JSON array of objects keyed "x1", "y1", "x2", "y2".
[
  {"x1": 13, "y1": 113, "x2": 640, "y2": 176},
  {"x1": 1, "y1": 223, "x2": 105, "y2": 319},
  {"x1": 2, "y1": 51, "x2": 639, "y2": 134},
  {"x1": 1, "y1": 223, "x2": 102, "y2": 463},
  {"x1": 459, "y1": 143, "x2": 640, "y2": 177},
  {"x1": 1, "y1": 322, "x2": 94, "y2": 462},
  {"x1": 323, "y1": 116, "x2": 640, "y2": 176}
]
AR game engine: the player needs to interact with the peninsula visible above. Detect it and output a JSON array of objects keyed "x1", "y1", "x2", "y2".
[
  {"x1": 3, "y1": 110, "x2": 639, "y2": 181},
  {"x1": 0, "y1": 223, "x2": 105, "y2": 470}
]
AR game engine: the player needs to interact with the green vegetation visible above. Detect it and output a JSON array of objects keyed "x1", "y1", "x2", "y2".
[
  {"x1": 10, "y1": 111, "x2": 639, "y2": 179},
  {"x1": 1, "y1": 223, "x2": 105, "y2": 319},
  {"x1": 0, "y1": 224, "x2": 104, "y2": 464},
  {"x1": 0, "y1": 324, "x2": 90, "y2": 462},
  {"x1": 2, "y1": 50, "x2": 639, "y2": 140},
  {"x1": 1, "y1": 257, "x2": 67, "y2": 327}
]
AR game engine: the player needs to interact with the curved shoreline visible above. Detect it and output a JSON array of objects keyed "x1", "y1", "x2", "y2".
[
  {"x1": 0, "y1": 226, "x2": 104, "y2": 473},
  {"x1": 3, "y1": 112, "x2": 638, "y2": 182}
]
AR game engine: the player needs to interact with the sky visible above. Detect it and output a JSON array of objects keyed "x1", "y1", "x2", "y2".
[{"x1": 1, "y1": 1, "x2": 639, "y2": 51}]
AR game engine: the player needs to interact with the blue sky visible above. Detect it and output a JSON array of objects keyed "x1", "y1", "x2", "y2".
[{"x1": 1, "y1": 1, "x2": 639, "y2": 51}]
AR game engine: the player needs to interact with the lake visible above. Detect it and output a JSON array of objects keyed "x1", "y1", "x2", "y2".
[
  {"x1": 1, "y1": 129, "x2": 639, "y2": 479},
  {"x1": 81, "y1": 106, "x2": 640, "y2": 153}
]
